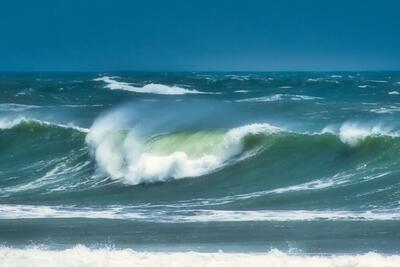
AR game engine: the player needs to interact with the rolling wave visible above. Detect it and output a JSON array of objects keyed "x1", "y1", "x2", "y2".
[
  {"x1": 86, "y1": 122, "x2": 281, "y2": 184},
  {"x1": 2, "y1": 112, "x2": 400, "y2": 210}
]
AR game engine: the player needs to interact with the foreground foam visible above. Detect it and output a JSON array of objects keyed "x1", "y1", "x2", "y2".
[
  {"x1": 1, "y1": 246, "x2": 400, "y2": 267},
  {"x1": 94, "y1": 76, "x2": 203, "y2": 95}
]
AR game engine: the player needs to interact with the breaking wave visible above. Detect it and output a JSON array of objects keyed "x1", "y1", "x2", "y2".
[
  {"x1": 94, "y1": 76, "x2": 204, "y2": 95},
  {"x1": 86, "y1": 121, "x2": 282, "y2": 185}
]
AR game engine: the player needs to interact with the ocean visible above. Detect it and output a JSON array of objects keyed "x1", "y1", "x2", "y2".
[{"x1": 1, "y1": 72, "x2": 400, "y2": 266}]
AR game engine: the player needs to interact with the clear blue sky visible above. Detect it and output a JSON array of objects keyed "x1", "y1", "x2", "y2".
[{"x1": 1, "y1": 0, "x2": 399, "y2": 71}]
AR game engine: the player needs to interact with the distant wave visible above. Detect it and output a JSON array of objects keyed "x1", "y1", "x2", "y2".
[
  {"x1": 367, "y1": 80, "x2": 389, "y2": 83},
  {"x1": 0, "y1": 117, "x2": 89, "y2": 133},
  {"x1": 388, "y1": 91, "x2": 400, "y2": 95},
  {"x1": 236, "y1": 94, "x2": 322, "y2": 103},
  {"x1": 2, "y1": 246, "x2": 400, "y2": 267},
  {"x1": 370, "y1": 106, "x2": 400, "y2": 114},
  {"x1": 0, "y1": 103, "x2": 41, "y2": 112},
  {"x1": 94, "y1": 76, "x2": 204, "y2": 95},
  {"x1": 358, "y1": 85, "x2": 373, "y2": 88}
]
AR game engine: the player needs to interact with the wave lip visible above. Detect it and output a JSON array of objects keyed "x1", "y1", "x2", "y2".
[{"x1": 94, "y1": 76, "x2": 204, "y2": 95}]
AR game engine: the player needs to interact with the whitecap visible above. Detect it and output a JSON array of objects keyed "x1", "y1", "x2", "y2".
[{"x1": 94, "y1": 76, "x2": 204, "y2": 95}]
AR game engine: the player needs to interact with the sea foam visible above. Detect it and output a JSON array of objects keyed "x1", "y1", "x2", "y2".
[{"x1": 1, "y1": 246, "x2": 400, "y2": 267}]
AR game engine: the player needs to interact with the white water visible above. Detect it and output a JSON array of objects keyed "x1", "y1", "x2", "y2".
[
  {"x1": 94, "y1": 76, "x2": 203, "y2": 95},
  {"x1": 1, "y1": 246, "x2": 400, "y2": 267}
]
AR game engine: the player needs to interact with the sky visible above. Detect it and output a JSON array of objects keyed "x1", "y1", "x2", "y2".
[{"x1": 0, "y1": 0, "x2": 399, "y2": 71}]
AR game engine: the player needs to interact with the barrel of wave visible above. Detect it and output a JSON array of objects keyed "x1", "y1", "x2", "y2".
[{"x1": 85, "y1": 122, "x2": 281, "y2": 185}]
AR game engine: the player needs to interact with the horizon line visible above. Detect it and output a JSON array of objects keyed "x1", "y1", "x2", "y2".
[{"x1": 0, "y1": 69, "x2": 400, "y2": 73}]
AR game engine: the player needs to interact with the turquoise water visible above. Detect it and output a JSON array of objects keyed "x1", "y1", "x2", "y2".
[{"x1": 1, "y1": 72, "x2": 400, "y2": 265}]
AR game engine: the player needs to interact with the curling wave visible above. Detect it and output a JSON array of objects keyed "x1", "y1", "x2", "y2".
[{"x1": 86, "y1": 123, "x2": 282, "y2": 185}]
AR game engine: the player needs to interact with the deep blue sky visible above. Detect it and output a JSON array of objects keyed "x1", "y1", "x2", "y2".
[{"x1": 1, "y1": 0, "x2": 399, "y2": 71}]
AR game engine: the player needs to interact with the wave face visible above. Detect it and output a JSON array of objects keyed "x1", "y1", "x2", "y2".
[
  {"x1": 2, "y1": 72, "x2": 400, "y2": 256},
  {"x1": 86, "y1": 118, "x2": 281, "y2": 184}
]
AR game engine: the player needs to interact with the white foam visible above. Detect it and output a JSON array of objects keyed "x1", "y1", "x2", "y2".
[
  {"x1": 94, "y1": 76, "x2": 203, "y2": 95},
  {"x1": 236, "y1": 94, "x2": 322, "y2": 103},
  {"x1": 370, "y1": 106, "x2": 400, "y2": 114},
  {"x1": 306, "y1": 78, "x2": 323, "y2": 82},
  {"x1": 86, "y1": 121, "x2": 281, "y2": 185},
  {"x1": 233, "y1": 90, "x2": 248, "y2": 93},
  {"x1": 367, "y1": 80, "x2": 388, "y2": 83},
  {"x1": 1, "y1": 246, "x2": 400, "y2": 267},
  {"x1": 388, "y1": 91, "x2": 400, "y2": 95},
  {"x1": 1, "y1": 205, "x2": 399, "y2": 222},
  {"x1": 358, "y1": 85, "x2": 372, "y2": 88}
]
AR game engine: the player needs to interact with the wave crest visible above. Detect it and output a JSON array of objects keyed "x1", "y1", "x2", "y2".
[{"x1": 94, "y1": 76, "x2": 204, "y2": 95}]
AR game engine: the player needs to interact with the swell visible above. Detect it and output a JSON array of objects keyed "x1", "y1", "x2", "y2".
[
  {"x1": 0, "y1": 118, "x2": 94, "y2": 197},
  {"x1": 2, "y1": 117, "x2": 400, "y2": 212}
]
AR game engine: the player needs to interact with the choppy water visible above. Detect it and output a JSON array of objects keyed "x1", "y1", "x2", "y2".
[{"x1": 1, "y1": 72, "x2": 400, "y2": 266}]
